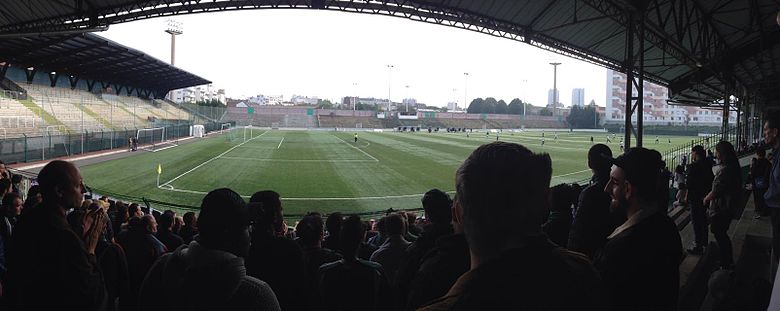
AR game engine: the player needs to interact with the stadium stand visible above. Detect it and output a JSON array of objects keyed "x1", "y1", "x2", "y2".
[
  {"x1": 22, "y1": 84, "x2": 108, "y2": 133},
  {"x1": 0, "y1": 95, "x2": 41, "y2": 138}
]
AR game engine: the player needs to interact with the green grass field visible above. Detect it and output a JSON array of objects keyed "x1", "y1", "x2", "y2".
[{"x1": 79, "y1": 129, "x2": 697, "y2": 216}]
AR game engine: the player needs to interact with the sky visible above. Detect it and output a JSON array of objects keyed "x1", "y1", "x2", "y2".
[{"x1": 100, "y1": 9, "x2": 608, "y2": 108}]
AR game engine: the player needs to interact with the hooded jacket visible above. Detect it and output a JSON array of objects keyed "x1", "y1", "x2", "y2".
[{"x1": 139, "y1": 241, "x2": 280, "y2": 311}]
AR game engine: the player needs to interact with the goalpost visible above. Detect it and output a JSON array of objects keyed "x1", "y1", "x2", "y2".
[{"x1": 136, "y1": 127, "x2": 178, "y2": 152}]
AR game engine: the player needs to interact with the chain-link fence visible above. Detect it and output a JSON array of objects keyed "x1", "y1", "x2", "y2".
[{"x1": 0, "y1": 121, "x2": 224, "y2": 164}]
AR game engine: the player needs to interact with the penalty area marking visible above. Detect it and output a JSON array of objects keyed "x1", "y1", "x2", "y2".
[
  {"x1": 330, "y1": 134, "x2": 379, "y2": 162},
  {"x1": 158, "y1": 131, "x2": 268, "y2": 188},
  {"x1": 157, "y1": 170, "x2": 588, "y2": 201},
  {"x1": 277, "y1": 137, "x2": 284, "y2": 149}
]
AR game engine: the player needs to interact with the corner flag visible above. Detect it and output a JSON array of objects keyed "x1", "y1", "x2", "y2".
[{"x1": 157, "y1": 164, "x2": 162, "y2": 175}]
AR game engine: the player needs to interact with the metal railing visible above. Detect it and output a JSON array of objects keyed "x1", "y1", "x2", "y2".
[{"x1": 661, "y1": 116, "x2": 762, "y2": 171}]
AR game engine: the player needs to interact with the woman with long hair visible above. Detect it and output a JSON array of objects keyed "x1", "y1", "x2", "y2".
[{"x1": 703, "y1": 141, "x2": 742, "y2": 269}]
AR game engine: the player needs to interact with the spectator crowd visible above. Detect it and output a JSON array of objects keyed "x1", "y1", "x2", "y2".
[{"x1": 1, "y1": 111, "x2": 778, "y2": 310}]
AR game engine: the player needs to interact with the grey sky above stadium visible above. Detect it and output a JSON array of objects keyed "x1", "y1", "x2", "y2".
[{"x1": 101, "y1": 9, "x2": 609, "y2": 108}]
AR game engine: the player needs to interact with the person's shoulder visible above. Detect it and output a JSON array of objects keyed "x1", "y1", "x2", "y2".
[{"x1": 356, "y1": 258, "x2": 383, "y2": 270}]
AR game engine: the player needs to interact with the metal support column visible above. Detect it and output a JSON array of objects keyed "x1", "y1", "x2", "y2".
[
  {"x1": 635, "y1": 13, "x2": 645, "y2": 147},
  {"x1": 624, "y1": 14, "x2": 634, "y2": 151},
  {"x1": 722, "y1": 88, "x2": 730, "y2": 142}
]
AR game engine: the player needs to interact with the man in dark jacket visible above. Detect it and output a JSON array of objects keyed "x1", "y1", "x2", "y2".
[
  {"x1": 139, "y1": 188, "x2": 280, "y2": 311},
  {"x1": 396, "y1": 189, "x2": 454, "y2": 304},
  {"x1": 5, "y1": 160, "x2": 108, "y2": 310},
  {"x1": 596, "y1": 147, "x2": 683, "y2": 311},
  {"x1": 686, "y1": 145, "x2": 714, "y2": 254},
  {"x1": 320, "y1": 215, "x2": 391, "y2": 311},
  {"x1": 420, "y1": 142, "x2": 607, "y2": 310},
  {"x1": 568, "y1": 144, "x2": 623, "y2": 259},
  {"x1": 404, "y1": 213, "x2": 469, "y2": 310},
  {"x1": 156, "y1": 212, "x2": 184, "y2": 251},
  {"x1": 116, "y1": 215, "x2": 166, "y2": 309}
]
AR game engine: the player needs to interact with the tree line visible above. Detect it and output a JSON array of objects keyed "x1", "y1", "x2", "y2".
[{"x1": 466, "y1": 98, "x2": 542, "y2": 115}]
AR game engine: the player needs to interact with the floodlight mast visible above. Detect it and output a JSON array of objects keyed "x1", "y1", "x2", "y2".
[{"x1": 164, "y1": 19, "x2": 183, "y2": 65}]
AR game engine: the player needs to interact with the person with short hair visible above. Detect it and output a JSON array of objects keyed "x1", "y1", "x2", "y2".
[
  {"x1": 421, "y1": 142, "x2": 607, "y2": 310},
  {"x1": 117, "y1": 214, "x2": 166, "y2": 309},
  {"x1": 5, "y1": 160, "x2": 108, "y2": 310},
  {"x1": 703, "y1": 141, "x2": 742, "y2": 269},
  {"x1": 296, "y1": 213, "x2": 342, "y2": 308},
  {"x1": 543, "y1": 183, "x2": 575, "y2": 247},
  {"x1": 140, "y1": 188, "x2": 281, "y2": 311},
  {"x1": 568, "y1": 143, "x2": 623, "y2": 259},
  {"x1": 245, "y1": 190, "x2": 306, "y2": 311},
  {"x1": 596, "y1": 147, "x2": 683, "y2": 310},
  {"x1": 155, "y1": 212, "x2": 184, "y2": 251},
  {"x1": 320, "y1": 215, "x2": 391, "y2": 311},
  {"x1": 752, "y1": 147, "x2": 771, "y2": 218},
  {"x1": 180, "y1": 211, "x2": 199, "y2": 244},
  {"x1": 686, "y1": 145, "x2": 714, "y2": 255},
  {"x1": 323, "y1": 212, "x2": 343, "y2": 251},
  {"x1": 396, "y1": 189, "x2": 454, "y2": 303},
  {"x1": 370, "y1": 213, "x2": 410, "y2": 286}
]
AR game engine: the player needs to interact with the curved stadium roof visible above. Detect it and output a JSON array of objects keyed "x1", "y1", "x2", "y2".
[
  {"x1": 0, "y1": 0, "x2": 777, "y2": 104},
  {"x1": 0, "y1": 32, "x2": 210, "y2": 97}
]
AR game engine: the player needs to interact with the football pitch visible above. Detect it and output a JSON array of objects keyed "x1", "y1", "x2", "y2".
[{"x1": 79, "y1": 129, "x2": 697, "y2": 216}]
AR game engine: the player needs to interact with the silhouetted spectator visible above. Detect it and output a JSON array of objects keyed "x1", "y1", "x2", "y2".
[
  {"x1": 370, "y1": 213, "x2": 410, "y2": 286},
  {"x1": 296, "y1": 213, "x2": 342, "y2": 309},
  {"x1": 179, "y1": 211, "x2": 199, "y2": 244},
  {"x1": 368, "y1": 216, "x2": 387, "y2": 248},
  {"x1": 322, "y1": 212, "x2": 343, "y2": 251},
  {"x1": 0, "y1": 192, "x2": 22, "y2": 240},
  {"x1": 704, "y1": 141, "x2": 742, "y2": 269},
  {"x1": 68, "y1": 209, "x2": 130, "y2": 311},
  {"x1": 396, "y1": 189, "x2": 454, "y2": 303},
  {"x1": 404, "y1": 196, "x2": 469, "y2": 311},
  {"x1": 127, "y1": 203, "x2": 142, "y2": 218},
  {"x1": 0, "y1": 179, "x2": 10, "y2": 202},
  {"x1": 751, "y1": 147, "x2": 771, "y2": 218},
  {"x1": 543, "y1": 183, "x2": 574, "y2": 247},
  {"x1": 420, "y1": 142, "x2": 607, "y2": 310},
  {"x1": 595, "y1": 147, "x2": 683, "y2": 310},
  {"x1": 246, "y1": 191, "x2": 306, "y2": 311},
  {"x1": 22, "y1": 184, "x2": 41, "y2": 210},
  {"x1": 320, "y1": 215, "x2": 391, "y2": 311},
  {"x1": 568, "y1": 143, "x2": 623, "y2": 259},
  {"x1": 116, "y1": 215, "x2": 166, "y2": 309},
  {"x1": 155, "y1": 212, "x2": 184, "y2": 252},
  {"x1": 139, "y1": 188, "x2": 280, "y2": 310},
  {"x1": 687, "y1": 145, "x2": 714, "y2": 255},
  {"x1": 765, "y1": 112, "x2": 780, "y2": 266},
  {"x1": 0, "y1": 160, "x2": 7, "y2": 180},
  {"x1": 173, "y1": 215, "x2": 184, "y2": 234},
  {"x1": 111, "y1": 201, "x2": 128, "y2": 236},
  {"x1": 5, "y1": 160, "x2": 108, "y2": 310}
]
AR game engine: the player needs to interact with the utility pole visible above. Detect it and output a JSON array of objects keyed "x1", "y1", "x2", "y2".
[
  {"x1": 463, "y1": 72, "x2": 469, "y2": 108},
  {"x1": 387, "y1": 65, "x2": 394, "y2": 111}
]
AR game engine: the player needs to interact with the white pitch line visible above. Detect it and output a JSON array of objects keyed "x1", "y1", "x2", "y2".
[
  {"x1": 159, "y1": 131, "x2": 268, "y2": 188},
  {"x1": 551, "y1": 169, "x2": 591, "y2": 178},
  {"x1": 219, "y1": 156, "x2": 376, "y2": 163},
  {"x1": 331, "y1": 134, "x2": 379, "y2": 162},
  {"x1": 277, "y1": 137, "x2": 284, "y2": 149},
  {"x1": 158, "y1": 168, "x2": 591, "y2": 201}
]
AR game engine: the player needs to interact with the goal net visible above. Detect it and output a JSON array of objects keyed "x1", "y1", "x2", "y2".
[
  {"x1": 271, "y1": 122, "x2": 280, "y2": 129},
  {"x1": 136, "y1": 127, "x2": 178, "y2": 152}
]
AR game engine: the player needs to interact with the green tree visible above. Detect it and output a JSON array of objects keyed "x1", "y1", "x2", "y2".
[
  {"x1": 566, "y1": 104, "x2": 600, "y2": 128},
  {"x1": 539, "y1": 107, "x2": 553, "y2": 116},
  {"x1": 467, "y1": 98, "x2": 485, "y2": 113},
  {"x1": 317, "y1": 99, "x2": 334, "y2": 109},
  {"x1": 508, "y1": 98, "x2": 524, "y2": 115},
  {"x1": 483, "y1": 97, "x2": 498, "y2": 113},
  {"x1": 495, "y1": 99, "x2": 508, "y2": 114}
]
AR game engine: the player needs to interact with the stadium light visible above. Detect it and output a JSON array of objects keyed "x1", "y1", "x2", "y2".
[
  {"x1": 549, "y1": 62, "x2": 561, "y2": 115},
  {"x1": 387, "y1": 65, "x2": 394, "y2": 111},
  {"x1": 463, "y1": 72, "x2": 469, "y2": 108}
]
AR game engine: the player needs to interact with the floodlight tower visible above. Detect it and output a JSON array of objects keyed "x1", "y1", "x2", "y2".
[
  {"x1": 549, "y1": 62, "x2": 561, "y2": 115},
  {"x1": 164, "y1": 19, "x2": 183, "y2": 101},
  {"x1": 165, "y1": 19, "x2": 183, "y2": 65}
]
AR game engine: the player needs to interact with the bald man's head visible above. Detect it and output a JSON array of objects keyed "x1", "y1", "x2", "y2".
[{"x1": 37, "y1": 161, "x2": 84, "y2": 211}]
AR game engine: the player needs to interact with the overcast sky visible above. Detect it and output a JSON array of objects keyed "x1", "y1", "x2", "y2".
[{"x1": 100, "y1": 9, "x2": 608, "y2": 108}]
